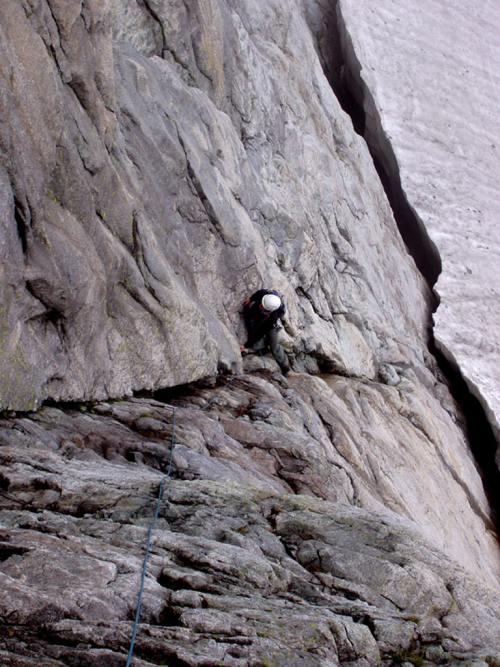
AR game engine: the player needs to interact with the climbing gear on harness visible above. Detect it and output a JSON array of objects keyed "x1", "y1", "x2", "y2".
[{"x1": 261, "y1": 293, "x2": 281, "y2": 311}]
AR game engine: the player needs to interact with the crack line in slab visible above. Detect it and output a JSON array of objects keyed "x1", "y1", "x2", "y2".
[
  {"x1": 308, "y1": 0, "x2": 500, "y2": 533},
  {"x1": 318, "y1": 0, "x2": 442, "y2": 291}
]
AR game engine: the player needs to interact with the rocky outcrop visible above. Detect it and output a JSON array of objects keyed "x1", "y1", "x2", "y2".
[
  {"x1": 0, "y1": 0, "x2": 433, "y2": 408},
  {"x1": 1, "y1": 0, "x2": 500, "y2": 664},
  {"x1": 334, "y1": 0, "x2": 500, "y2": 445},
  {"x1": 1, "y1": 385, "x2": 500, "y2": 666}
]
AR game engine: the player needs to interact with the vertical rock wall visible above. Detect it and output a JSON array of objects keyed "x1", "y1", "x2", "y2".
[
  {"x1": 0, "y1": 0, "x2": 434, "y2": 408},
  {"x1": 335, "y1": 0, "x2": 500, "y2": 447},
  {"x1": 0, "y1": 0, "x2": 498, "y2": 586},
  {"x1": 1, "y1": 1, "x2": 500, "y2": 664}
]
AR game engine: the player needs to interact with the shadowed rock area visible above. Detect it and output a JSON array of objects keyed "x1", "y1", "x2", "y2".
[{"x1": 0, "y1": 0, "x2": 499, "y2": 664}]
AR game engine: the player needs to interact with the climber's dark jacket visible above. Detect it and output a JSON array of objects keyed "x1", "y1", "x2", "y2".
[{"x1": 243, "y1": 289, "x2": 285, "y2": 348}]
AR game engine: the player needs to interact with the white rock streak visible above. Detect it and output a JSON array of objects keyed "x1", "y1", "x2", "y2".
[{"x1": 338, "y1": 0, "x2": 500, "y2": 442}]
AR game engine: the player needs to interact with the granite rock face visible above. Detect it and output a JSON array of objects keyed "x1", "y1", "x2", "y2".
[
  {"x1": 335, "y1": 0, "x2": 500, "y2": 444},
  {"x1": 1, "y1": 387, "x2": 500, "y2": 666},
  {"x1": 0, "y1": 0, "x2": 433, "y2": 408},
  {"x1": 1, "y1": 0, "x2": 500, "y2": 664}
]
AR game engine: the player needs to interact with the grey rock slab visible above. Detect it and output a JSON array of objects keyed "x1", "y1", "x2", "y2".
[
  {"x1": 3, "y1": 384, "x2": 500, "y2": 663},
  {"x1": 1, "y1": 478, "x2": 500, "y2": 665},
  {"x1": 336, "y1": 0, "x2": 500, "y2": 443},
  {"x1": 188, "y1": 369, "x2": 500, "y2": 586},
  {"x1": 1, "y1": 0, "x2": 500, "y2": 663},
  {"x1": 2, "y1": 364, "x2": 499, "y2": 586},
  {"x1": 0, "y1": 0, "x2": 435, "y2": 407}
]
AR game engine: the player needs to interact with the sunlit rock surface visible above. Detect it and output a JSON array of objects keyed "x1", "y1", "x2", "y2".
[
  {"x1": 336, "y1": 0, "x2": 500, "y2": 443},
  {"x1": 0, "y1": 0, "x2": 500, "y2": 664}
]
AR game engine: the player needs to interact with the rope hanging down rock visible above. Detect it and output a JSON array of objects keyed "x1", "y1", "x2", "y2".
[
  {"x1": 125, "y1": 365, "x2": 264, "y2": 666},
  {"x1": 125, "y1": 407, "x2": 176, "y2": 667}
]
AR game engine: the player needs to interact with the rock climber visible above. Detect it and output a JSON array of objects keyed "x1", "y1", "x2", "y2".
[{"x1": 240, "y1": 289, "x2": 290, "y2": 375}]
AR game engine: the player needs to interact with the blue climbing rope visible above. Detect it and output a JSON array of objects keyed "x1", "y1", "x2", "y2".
[
  {"x1": 125, "y1": 361, "x2": 265, "y2": 664},
  {"x1": 125, "y1": 407, "x2": 177, "y2": 667},
  {"x1": 125, "y1": 474, "x2": 168, "y2": 667}
]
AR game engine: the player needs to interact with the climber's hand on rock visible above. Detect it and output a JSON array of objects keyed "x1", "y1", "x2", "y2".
[
  {"x1": 243, "y1": 297, "x2": 250, "y2": 306},
  {"x1": 240, "y1": 345, "x2": 245, "y2": 352}
]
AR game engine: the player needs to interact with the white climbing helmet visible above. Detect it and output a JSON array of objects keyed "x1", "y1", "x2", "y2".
[{"x1": 261, "y1": 293, "x2": 281, "y2": 312}]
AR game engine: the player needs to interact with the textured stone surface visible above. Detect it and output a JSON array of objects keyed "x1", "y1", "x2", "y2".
[
  {"x1": 336, "y1": 0, "x2": 500, "y2": 442},
  {"x1": 0, "y1": 0, "x2": 432, "y2": 408},
  {"x1": 0, "y1": 0, "x2": 500, "y2": 664},
  {"x1": 2, "y1": 370, "x2": 499, "y2": 585},
  {"x1": 1, "y1": 386, "x2": 500, "y2": 665}
]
